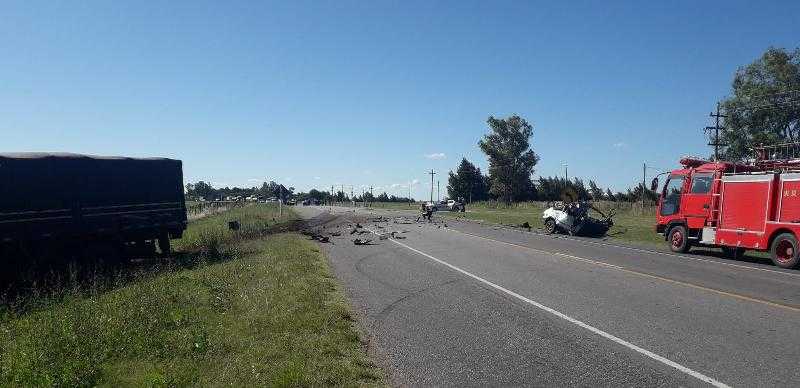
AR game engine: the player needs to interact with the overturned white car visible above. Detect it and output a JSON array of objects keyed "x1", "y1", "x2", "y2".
[{"x1": 542, "y1": 202, "x2": 614, "y2": 237}]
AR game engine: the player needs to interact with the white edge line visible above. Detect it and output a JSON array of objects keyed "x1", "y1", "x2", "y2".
[{"x1": 385, "y1": 235, "x2": 730, "y2": 388}]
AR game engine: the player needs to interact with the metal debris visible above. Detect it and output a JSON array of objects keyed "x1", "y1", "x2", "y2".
[{"x1": 353, "y1": 238, "x2": 373, "y2": 245}]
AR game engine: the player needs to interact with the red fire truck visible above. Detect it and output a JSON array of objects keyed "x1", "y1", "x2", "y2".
[{"x1": 655, "y1": 144, "x2": 800, "y2": 269}]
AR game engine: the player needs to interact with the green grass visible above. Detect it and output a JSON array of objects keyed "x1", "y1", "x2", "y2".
[
  {"x1": 442, "y1": 201, "x2": 664, "y2": 246},
  {"x1": 0, "y1": 204, "x2": 383, "y2": 387}
]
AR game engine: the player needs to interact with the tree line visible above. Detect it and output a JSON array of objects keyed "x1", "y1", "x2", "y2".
[
  {"x1": 186, "y1": 181, "x2": 295, "y2": 201},
  {"x1": 447, "y1": 156, "x2": 657, "y2": 203},
  {"x1": 185, "y1": 181, "x2": 412, "y2": 204},
  {"x1": 299, "y1": 189, "x2": 412, "y2": 203}
]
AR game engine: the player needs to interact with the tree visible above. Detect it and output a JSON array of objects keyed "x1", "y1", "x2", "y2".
[
  {"x1": 190, "y1": 181, "x2": 215, "y2": 199},
  {"x1": 719, "y1": 47, "x2": 800, "y2": 160},
  {"x1": 534, "y1": 176, "x2": 590, "y2": 202},
  {"x1": 447, "y1": 158, "x2": 489, "y2": 203},
  {"x1": 588, "y1": 180, "x2": 605, "y2": 200},
  {"x1": 478, "y1": 115, "x2": 539, "y2": 203},
  {"x1": 307, "y1": 189, "x2": 326, "y2": 202},
  {"x1": 605, "y1": 188, "x2": 615, "y2": 202},
  {"x1": 259, "y1": 181, "x2": 293, "y2": 200}
]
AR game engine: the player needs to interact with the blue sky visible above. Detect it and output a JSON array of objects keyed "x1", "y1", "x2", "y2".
[{"x1": 2, "y1": 1, "x2": 798, "y2": 198}]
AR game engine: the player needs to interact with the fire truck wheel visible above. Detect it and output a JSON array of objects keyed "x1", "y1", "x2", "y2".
[
  {"x1": 668, "y1": 225, "x2": 690, "y2": 253},
  {"x1": 770, "y1": 233, "x2": 800, "y2": 269},
  {"x1": 544, "y1": 218, "x2": 557, "y2": 234}
]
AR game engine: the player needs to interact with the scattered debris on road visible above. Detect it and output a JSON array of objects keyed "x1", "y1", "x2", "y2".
[{"x1": 353, "y1": 238, "x2": 373, "y2": 245}]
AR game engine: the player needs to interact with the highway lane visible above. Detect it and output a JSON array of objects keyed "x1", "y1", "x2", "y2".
[{"x1": 295, "y1": 206, "x2": 800, "y2": 387}]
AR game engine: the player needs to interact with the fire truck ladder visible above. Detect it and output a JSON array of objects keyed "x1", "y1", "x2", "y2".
[
  {"x1": 755, "y1": 142, "x2": 800, "y2": 170},
  {"x1": 709, "y1": 173, "x2": 723, "y2": 227}
]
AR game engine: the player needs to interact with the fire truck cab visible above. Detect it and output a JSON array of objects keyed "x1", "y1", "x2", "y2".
[{"x1": 656, "y1": 147, "x2": 800, "y2": 269}]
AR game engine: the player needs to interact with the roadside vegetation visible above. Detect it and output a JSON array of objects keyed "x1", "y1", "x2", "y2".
[{"x1": 0, "y1": 204, "x2": 382, "y2": 387}]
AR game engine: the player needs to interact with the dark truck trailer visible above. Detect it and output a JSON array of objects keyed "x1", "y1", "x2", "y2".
[{"x1": 0, "y1": 153, "x2": 187, "y2": 258}]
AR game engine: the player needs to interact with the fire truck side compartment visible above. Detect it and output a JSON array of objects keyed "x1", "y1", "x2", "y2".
[
  {"x1": 717, "y1": 174, "x2": 772, "y2": 249},
  {"x1": 777, "y1": 173, "x2": 800, "y2": 223}
]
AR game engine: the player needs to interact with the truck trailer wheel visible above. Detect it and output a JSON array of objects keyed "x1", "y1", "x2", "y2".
[
  {"x1": 770, "y1": 233, "x2": 800, "y2": 269},
  {"x1": 544, "y1": 218, "x2": 557, "y2": 234},
  {"x1": 158, "y1": 234, "x2": 171, "y2": 256},
  {"x1": 668, "y1": 225, "x2": 690, "y2": 253}
]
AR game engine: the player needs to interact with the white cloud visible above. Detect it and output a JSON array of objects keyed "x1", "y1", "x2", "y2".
[
  {"x1": 411, "y1": 179, "x2": 420, "y2": 185},
  {"x1": 247, "y1": 178, "x2": 261, "y2": 182},
  {"x1": 313, "y1": 176, "x2": 321, "y2": 180},
  {"x1": 391, "y1": 183, "x2": 402, "y2": 188},
  {"x1": 424, "y1": 152, "x2": 446, "y2": 160},
  {"x1": 612, "y1": 142, "x2": 627, "y2": 148}
]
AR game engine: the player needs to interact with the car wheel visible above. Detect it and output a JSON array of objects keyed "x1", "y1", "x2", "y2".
[
  {"x1": 544, "y1": 218, "x2": 557, "y2": 234},
  {"x1": 668, "y1": 225, "x2": 690, "y2": 253},
  {"x1": 770, "y1": 233, "x2": 800, "y2": 269}
]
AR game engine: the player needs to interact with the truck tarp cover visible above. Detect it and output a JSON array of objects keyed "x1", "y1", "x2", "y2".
[
  {"x1": 1, "y1": 152, "x2": 186, "y2": 244},
  {"x1": 1, "y1": 153, "x2": 183, "y2": 212}
]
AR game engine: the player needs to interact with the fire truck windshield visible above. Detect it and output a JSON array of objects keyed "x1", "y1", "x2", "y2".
[{"x1": 661, "y1": 175, "x2": 685, "y2": 216}]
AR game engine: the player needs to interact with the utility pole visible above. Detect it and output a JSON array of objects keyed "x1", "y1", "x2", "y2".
[
  {"x1": 437, "y1": 180, "x2": 441, "y2": 202},
  {"x1": 409, "y1": 181, "x2": 413, "y2": 207},
  {"x1": 350, "y1": 186, "x2": 354, "y2": 207},
  {"x1": 428, "y1": 169, "x2": 436, "y2": 203},
  {"x1": 369, "y1": 185, "x2": 373, "y2": 207},
  {"x1": 641, "y1": 162, "x2": 646, "y2": 210},
  {"x1": 706, "y1": 102, "x2": 727, "y2": 161}
]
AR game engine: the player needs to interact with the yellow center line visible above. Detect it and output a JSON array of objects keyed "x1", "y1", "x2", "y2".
[{"x1": 446, "y1": 228, "x2": 800, "y2": 313}]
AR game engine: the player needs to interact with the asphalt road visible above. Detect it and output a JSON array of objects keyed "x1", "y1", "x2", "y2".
[{"x1": 295, "y1": 205, "x2": 800, "y2": 387}]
